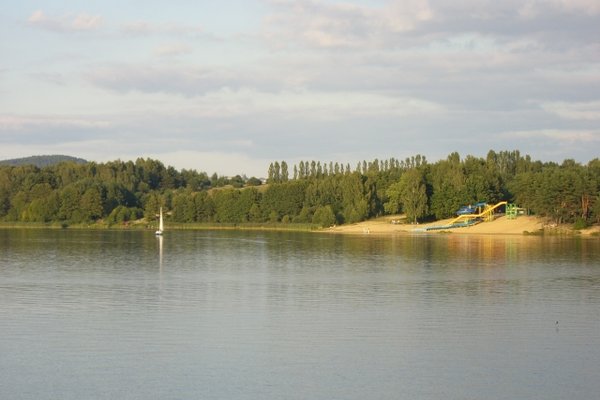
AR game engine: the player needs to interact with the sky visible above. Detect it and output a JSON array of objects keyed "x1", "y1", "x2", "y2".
[{"x1": 1, "y1": 0, "x2": 599, "y2": 177}]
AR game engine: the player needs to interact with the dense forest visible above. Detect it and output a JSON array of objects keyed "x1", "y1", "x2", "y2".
[{"x1": 0, "y1": 150, "x2": 599, "y2": 228}]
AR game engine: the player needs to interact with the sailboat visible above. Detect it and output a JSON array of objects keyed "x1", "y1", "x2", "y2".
[{"x1": 155, "y1": 207, "x2": 164, "y2": 236}]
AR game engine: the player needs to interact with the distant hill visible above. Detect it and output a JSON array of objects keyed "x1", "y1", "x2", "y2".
[{"x1": 0, "y1": 155, "x2": 88, "y2": 168}]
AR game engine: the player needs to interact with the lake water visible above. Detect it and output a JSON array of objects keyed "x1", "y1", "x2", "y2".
[{"x1": 1, "y1": 229, "x2": 599, "y2": 399}]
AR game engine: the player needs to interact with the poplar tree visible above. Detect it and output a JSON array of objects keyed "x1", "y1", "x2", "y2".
[
  {"x1": 399, "y1": 169, "x2": 428, "y2": 224},
  {"x1": 298, "y1": 161, "x2": 305, "y2": 179},
  {"x1": 281, "y1": 161, "x2": 289, "y2": 182},
  {"x1": 274, "y1": 161, "x2": 281, "y2": 183}
]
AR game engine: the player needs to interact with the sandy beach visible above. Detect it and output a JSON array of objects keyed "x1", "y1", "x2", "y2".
[{"x1": 325, "y1": 215, "x2": 600, "y2": 236}]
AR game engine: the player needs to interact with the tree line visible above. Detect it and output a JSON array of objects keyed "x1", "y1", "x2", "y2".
[{"x1": 0, "y1": 151, "x2": 598, "y2": 228}]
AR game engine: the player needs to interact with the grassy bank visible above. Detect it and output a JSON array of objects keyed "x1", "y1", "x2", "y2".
[
  {"x1": 2, "y1": 218, "x2": 597, "y2": 236},
  {"x1": 0, "y1": 221, "x2": 321, "y2": 232},
  {"x1": 161, "y1": 222, "x2": 319, "y2": 232}
]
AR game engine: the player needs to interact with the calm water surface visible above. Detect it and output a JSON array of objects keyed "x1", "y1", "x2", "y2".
[{"x1": 1, "y1": 229, "x2": 599, "y2": 399}]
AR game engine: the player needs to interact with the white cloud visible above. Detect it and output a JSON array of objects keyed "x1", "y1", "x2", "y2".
[
  {"x1": 72, "y1": 13, "x2": 103, "y2": 30},
  {"x1": 27, "y1": 72, "x2": 68, "y2": 86},
  {"x1": 519, "y1": 0, "x2": 600, "y2": 18},
  {"x1": 384, "y1": 0, "x2": 434, "y2": 32},
  {"x1": 153, "y1": 42, "x2": 193, "y2": 57},
  {"x1": 0, "y1": 114, "x2": 110, "y2": 131},
  {"x1": 121, "y1": 20, "x2": 207, "y2": 38},
  {"x1": 503, "y1": 129, "x2": 600, "y2": 143},
  {"x1": 135, "y1": 88, "x2": 445, "y2": 120},
  {"x1": 259, "y1": 0, "x2": 599, "y2": 75},
  {"x1": 241, "y1": 90, "x2": 444, "y2": 119},
  {"x1": 28, "y1": 10, "x2": 103, "y2": 32},
  {"x1": 8, "y1": 1, "x2": 599, "y2": 171},
  {"x1": 541, "y1": 101, "x2": 600, "y2": 120},
  {"x1": 86, "y1": 66, "x2": 217, "y2": 95},
  {"x1": 85, "y1": 65, "x2": 261, "y2": 96},
  {"x1": 498, "y1": 128, "x2": 600, "y2": 162},
  {"x1": 263, "y1": 0, "x2": 433, "y2": 49}
]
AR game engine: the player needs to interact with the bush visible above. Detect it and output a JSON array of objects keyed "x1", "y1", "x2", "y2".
[
  {"x1": 573, "y1": 218, "x2": 588, "y2": 230},
  {"x1": 107, "y1": 206, "x2": 143, "y2": 224},
  {"x1": 246, "y1": 177, "x2": 262, "y2": 186},
  {"x1": 312, "y1": 205, "x2": 336, "y2": 228},
  {"x1": 268, "y1": 210, "x2": 279, "y2": 223}
]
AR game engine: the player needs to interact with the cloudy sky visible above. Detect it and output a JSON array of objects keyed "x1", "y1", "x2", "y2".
[{"x1": 1, "y1": 0, "x2": 599, "y2": 176}]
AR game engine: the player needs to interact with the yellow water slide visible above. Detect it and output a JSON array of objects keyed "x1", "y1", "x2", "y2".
[{"x1": 449, "y1": 201, "x2": 508, "y2": 225}]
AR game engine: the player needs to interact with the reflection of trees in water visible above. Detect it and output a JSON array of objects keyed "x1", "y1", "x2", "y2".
[
  {"x1": 261, "y1": 232, "x2": 600, "y2": 271},
  {"x1": 6, "y1": 229, "x2": 599, "y2": 313}
]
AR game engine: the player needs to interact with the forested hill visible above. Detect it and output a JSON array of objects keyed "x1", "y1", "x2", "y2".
[
  {"x1": 0, "y1": 155, "x2": 88, "y2": 167},
  {"x1": 0, "y1": 151, "x2": 598, "y2": 228}
]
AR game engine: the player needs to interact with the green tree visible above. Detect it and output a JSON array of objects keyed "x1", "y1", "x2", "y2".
[
  {"x1": 230, "y1": 175, "x2": 245, "y2": 188},
  {"x1": 81, "y1": 186, "x2": 104, "y2": 221},
  {"x1": 172, "y1": 191, "x2": 197, "y2": 222},
  {"x1": 428, "y1": 159, "x2": 467, "y2": 219},
  {"x1": 593, "y1": 195, "x2": 600, "y2": 224},
  {"x1": 293, "y1": 206, "x2": 313, "y2": 223},
  {"x1": 59, "y1": 185, "x2": 82, "y2": 222},
  {"x1": 26, "y1": 192, "x2": 60, "y2": 222},
  {"x1": 196, "y1": 192, "x2": 215, "y2": 222},
  {"x1": 107, "y1": 206, "x2": 142, "y2": 224},
  {"x1": 312, "y1": 205, "x2": 336, "y2": 227},
  {"x1": 212, "y1": 188, "x2": 257, "y2": 223},
  {"x1": 384, "y1": 181, "x2": 403, "y2": 214},
  {"x1": 249, "y1": 203, "x2": 262, "y2": 222},
  {"x1": 268, "y1": 210, "x2": 279, "y2": 223},
  {"x1": 261, "y1": 181, "x2": 306, "y2": 220},
  {"x1": 281, "y1": 161, "x2": 289, "y2": 182},
  {"x1": 0, "y1": 188, "x2": 10, "y2": 218},
  {"x1": 144, "y1": 194, "x2": 161, "y2": 221},
  {"x1": 339, "y1": 173, "x2": 370, "y2": 223},
  {"x1": 399, "y1": 169, "x2": 428, "y2": 224},
  {"x1": 246, "y1": 177, "x2": 262, "y2": 186}
]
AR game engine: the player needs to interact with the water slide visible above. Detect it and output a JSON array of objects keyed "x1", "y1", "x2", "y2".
[{"x1": 417, "y1": 201, "x2": 508, "y2": 231}]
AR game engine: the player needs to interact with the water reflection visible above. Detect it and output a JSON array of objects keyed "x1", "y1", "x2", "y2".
[
  {"x1": 157, "y1": 234, "x2": 163, "y2": 271},
  {"x1": 1, "y1": 229, "x2": 600, "y2": 400}
]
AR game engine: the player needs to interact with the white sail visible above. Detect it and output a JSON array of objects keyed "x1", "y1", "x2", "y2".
[{"x1": 155, "y1": 207, "x2": 164, "y2": 235}]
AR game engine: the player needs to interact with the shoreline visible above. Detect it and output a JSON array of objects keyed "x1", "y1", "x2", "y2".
[
  {"x1": 324, "y1": 215, "x2": 600, "y2": 237},
  {"x1": 1, "y1": 216, "x2": 598, "y2": 237},
  {"x1": 0, "y1": 221, "x2": 319, "y2": 233}
]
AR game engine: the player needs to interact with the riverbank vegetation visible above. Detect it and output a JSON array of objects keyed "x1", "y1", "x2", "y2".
[{"x1": 1, "y1": 150, "x2": 598, "y2": 229}]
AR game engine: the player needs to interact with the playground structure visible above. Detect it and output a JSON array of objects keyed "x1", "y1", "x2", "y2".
[
  {"x1": 417, "y1": 201, "x2": 519, "y2": 232},
  {"x1": 506, "y1": 203, "x2": 527, "y2": 219}
]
